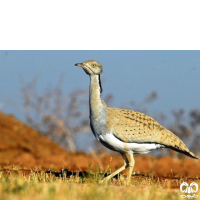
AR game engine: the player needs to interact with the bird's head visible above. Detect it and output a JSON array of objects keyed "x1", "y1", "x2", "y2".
[{"x1": 75, "y1": 60, "x2": 103, "y2": 75}]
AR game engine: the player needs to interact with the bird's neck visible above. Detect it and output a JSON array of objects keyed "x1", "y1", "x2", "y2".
[{"x1": 89, "y1": 75, "x2": 106, "y2": 119}]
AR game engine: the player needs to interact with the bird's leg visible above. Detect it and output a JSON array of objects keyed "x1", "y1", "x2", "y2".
[
  {"x1": 101, "y1": 153, "x2": 129, "y2": 184},
  {"x1": 126, "y1": 152, "x2": 135, "y2": 185}
]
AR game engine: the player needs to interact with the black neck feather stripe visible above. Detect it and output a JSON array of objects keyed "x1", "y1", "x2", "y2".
[{"x1": 98, "y1": 75, "x2": 103, "y2": 94}]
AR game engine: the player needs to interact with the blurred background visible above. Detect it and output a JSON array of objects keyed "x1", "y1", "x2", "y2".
[{"x1": 0, "y1": 50, "x2": 200, "y2": 157}]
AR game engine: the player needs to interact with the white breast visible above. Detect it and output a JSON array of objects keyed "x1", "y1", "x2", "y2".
[{"x1": 99, "y1": 133, "x2": 164, "y2": 154}]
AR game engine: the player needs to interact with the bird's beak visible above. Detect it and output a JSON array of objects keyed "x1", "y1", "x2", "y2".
[{"x1": 75, "y1": 63, "x2": 83, "y2": 67}]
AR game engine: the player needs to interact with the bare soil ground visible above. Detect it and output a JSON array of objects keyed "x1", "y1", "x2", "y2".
[{"x1": 0, "y1": 111, "x2": 200, "y2": 179}]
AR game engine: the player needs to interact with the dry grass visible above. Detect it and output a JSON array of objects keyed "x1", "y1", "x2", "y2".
[{"x1": 0, "y1": 166, "x2": 200, "y2": 200}]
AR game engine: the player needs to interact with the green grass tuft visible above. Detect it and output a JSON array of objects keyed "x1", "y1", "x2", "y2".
[{"x1": 0, "y1": 166, "x2": 199, "y2": 200}]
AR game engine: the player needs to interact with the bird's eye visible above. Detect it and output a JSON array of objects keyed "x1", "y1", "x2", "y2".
[{"x1": 93, "y1": 64, "x2": 96, "y2": 67}]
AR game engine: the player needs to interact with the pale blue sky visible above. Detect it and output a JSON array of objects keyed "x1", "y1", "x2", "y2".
[{"x1": 1, "y1": 50, "x2": 200, "y2": 123}]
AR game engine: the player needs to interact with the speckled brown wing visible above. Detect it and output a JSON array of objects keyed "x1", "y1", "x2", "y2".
[{"x1": 105, "y1": 107, "x2": 199, "y2": 159}]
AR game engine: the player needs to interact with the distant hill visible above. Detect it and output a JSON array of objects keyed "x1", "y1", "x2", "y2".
[{"x1": 0, "y1": 111, "x2": 72, "y2": 169}]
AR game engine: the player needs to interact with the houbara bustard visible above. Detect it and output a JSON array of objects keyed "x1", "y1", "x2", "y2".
[{"x1": 75, "y1": 60, "x2": 199, "y2": 184}]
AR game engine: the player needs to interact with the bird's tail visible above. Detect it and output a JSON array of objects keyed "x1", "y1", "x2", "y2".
[
  {"x1": 163, "y1": 129, "x2": 200, "y2": 160},
  {"x1": 169, "y1": 146, "x2": 200, "y2": 159},
  {"x1": 185, "y1": 150, "x2": 200, "y2": 160}
]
